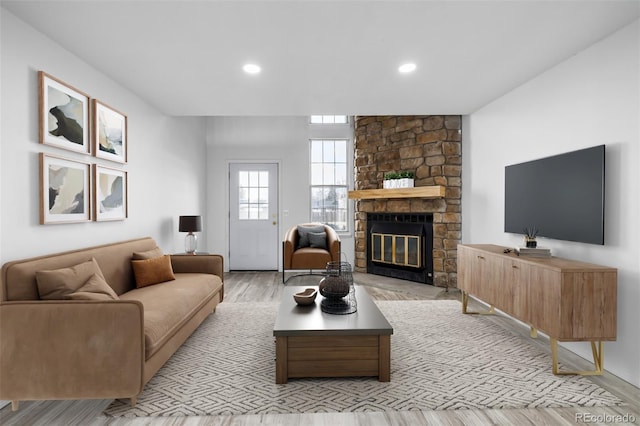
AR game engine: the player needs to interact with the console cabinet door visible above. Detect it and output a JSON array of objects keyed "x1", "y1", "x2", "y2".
[
  {"x1": 497, "y1": 258, "x2": 530, "y2": 322},
  {"x1": 459, "y1": 246, "x2": 495, "y2": 303},
  {"x1": 529, "y1": 267, "x2": 562, "y2": 338},
  {"x1": 472, "y1": 252, "x2": 497, "y2": 305},
  {"x1": 559, "y1": 271, "x2": 617, "y2": 340}
]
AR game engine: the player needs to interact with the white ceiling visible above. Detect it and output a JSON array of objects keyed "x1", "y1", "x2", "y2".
[{"x1": 2, "y1": 0, "x2": 638, "y2": 116}]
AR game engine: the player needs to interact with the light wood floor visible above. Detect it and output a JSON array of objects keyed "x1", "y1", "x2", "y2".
[{"x1": 1, "y1": 272, "x2": 638, "y2": 426}]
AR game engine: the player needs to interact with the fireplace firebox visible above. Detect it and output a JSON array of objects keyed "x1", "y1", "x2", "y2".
[{"x1": 366, "y1": 213, "x2": 433, "y2": 284}]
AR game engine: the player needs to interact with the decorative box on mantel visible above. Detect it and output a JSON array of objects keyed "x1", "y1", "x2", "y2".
[{"x1": 348, "y1": 185, "x2": 445, "y2": 200}]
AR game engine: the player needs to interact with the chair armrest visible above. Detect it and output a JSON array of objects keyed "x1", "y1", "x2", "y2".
[
  {"x1": 325, "y1": 226, "x2": 341, "y2": 261},
  {"x1": 283, "y1": 226, "x2": 298, "y2": 269},
  {"x1": 170, "y1": 254, "x2": 224, "y2": 281},
  {"x1": 0, "y1": 300, "x2": 144, "y2": 401}
]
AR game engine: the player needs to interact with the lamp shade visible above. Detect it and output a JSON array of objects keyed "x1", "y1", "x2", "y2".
[{"x1": 179, "y1": 215, "x2": 202, "y2": 233}]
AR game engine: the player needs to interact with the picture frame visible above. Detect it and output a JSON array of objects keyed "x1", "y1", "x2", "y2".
[
  {"x1": 38, "y1": 71, "x2": 90, "y2": 154},
  {"x1": 93, "y1": 99, "x2": 127, "y2": 163},
  {"x1": 94, "y1": 165, "x2": 128, "y2": 221},
  {"x1": 40, "y1": 154, "x2": 91, "y2": 224}
]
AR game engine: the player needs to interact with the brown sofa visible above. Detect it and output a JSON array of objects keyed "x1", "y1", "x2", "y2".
[
  {"x1": 282, "y1": 223, "x2": 341, "y2": 282},
  {"x1": 0, "y1": 237, "x2": 224, "y2": 410}
]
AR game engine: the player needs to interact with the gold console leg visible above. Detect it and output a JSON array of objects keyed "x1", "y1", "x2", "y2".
[
  {"x1": 530, "y1": 326, "x2": 538, "y2": 338},
  {"x1": 550, "y1": 338, "x2": 603, "y2": 376},
  {"x1": 461, "y1": 291, "x2": 495, "y2": 315}
]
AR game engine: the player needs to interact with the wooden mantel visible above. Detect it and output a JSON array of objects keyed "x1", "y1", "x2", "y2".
[{"x1": 348, "y1": 185, "x2": 445, "y2": 200}]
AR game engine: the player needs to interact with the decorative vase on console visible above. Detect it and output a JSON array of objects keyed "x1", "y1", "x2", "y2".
[{"x1": 524, "y1": 226, "x2": 538, "y2": 248}]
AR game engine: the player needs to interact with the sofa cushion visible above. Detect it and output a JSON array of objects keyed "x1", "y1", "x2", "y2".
[
  {"x1": 35, "y1": 258, "x2": 106, "y2": 300},
  {"x1": 131, "y1": 255, "x2": 175, "y2": 288},
  {"x1": 68, "y1": 273, "x2": 119, "y2": 301},
  {"x1": 120, "y1": 273, "x2": 223, "y2": 358},
  {"x1": 297, "y1": 225, "x2": 325, "y2": 249},
  {"x1": 132, "y1": 246, "x2": 164, "y2": 260}
]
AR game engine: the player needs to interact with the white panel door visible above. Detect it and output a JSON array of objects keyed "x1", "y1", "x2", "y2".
[{"x1": 229, "y1": 163, "x2": 279, "y2": 270}]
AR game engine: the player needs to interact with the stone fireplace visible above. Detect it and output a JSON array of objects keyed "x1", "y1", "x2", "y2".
[{"x1": 353, "y1": 116, "x2": 461, "y2": 288}]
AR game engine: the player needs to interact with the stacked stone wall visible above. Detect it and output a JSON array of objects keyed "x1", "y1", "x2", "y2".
[{"x1": 354, "y1": 115, "x2": 462, "y2": 288}]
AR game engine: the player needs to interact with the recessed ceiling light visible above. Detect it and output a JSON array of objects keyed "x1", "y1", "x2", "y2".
[
  {"x1": 243, "y1": 63, "x2": 261, "y2": 74},
  {"x1": 398, "y1": 63, "x2": 417, "y2": 74}
]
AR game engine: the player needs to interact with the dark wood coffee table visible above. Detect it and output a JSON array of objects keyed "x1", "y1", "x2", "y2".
[{"x1": 273, "y1": 285, "x2": 393, "y2": 384}]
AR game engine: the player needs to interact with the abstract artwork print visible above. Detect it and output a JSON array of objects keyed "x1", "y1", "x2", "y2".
[
  {"x1": 94, "y1": 165, "x2": 127, "y2": 221},
  {"x1": 93, "y1": 100, "x2": 127, "y2": 163},
  {"x1": 40, "y1": 154, "x2": 91, "y2": 224},
  {"x1": 39, "y1": 71, "x2": 90, "y2": 154}
]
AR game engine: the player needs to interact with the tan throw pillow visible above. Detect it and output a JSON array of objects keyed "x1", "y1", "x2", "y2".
[
  {"x1": 36, "y1": 258, "x2": 106, "y2": 300},
  {"x1": 68, "y1": 273, "x2": 119, "y2": 301},
  {"x1": 131, "y1": 255, "x2": 175, "y2": 288},
  {"x1": 132, "y1": 246, "x2": 164, "y2": 260}
]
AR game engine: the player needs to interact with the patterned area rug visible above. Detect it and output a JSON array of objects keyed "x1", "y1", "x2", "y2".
[{"x1": 104, "y1": 300, "x2": 621, "y2": 417}]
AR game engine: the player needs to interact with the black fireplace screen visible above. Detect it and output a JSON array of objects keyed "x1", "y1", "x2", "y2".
[
  {"x1": 371, "y1": 233, "x2": 421, "y2": 268},
  {"x1": 366, "y1": 213, "x2": 433, "y2": 284}
]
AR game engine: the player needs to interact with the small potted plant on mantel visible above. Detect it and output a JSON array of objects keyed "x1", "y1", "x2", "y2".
[
  {"x1": 524, "y1": 226, "x2": 538, "y2": 248},
  {"x1": 383, "y1": 172, "x2": 399, "y2": 188},
  {"x1": 383, "y1": 171, "x2": 414, "y2": 189},
  {"x1": 399, "y1": 171, "x2": 415, "y2": 188}
]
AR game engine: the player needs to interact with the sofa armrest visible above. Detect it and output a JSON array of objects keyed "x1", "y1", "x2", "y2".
[
  {"x1": 170, "y1": 254, "x2": 224, "y2": 280},
  {"x1": 0, "y1": 300, "x2": 144, "y2": 401},
  {"x1": 170, "y1": 254, "x2": 224, "y2": 301}
]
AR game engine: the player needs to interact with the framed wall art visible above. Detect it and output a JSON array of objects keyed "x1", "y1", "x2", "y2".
[
  {"x1": 40, "y1": 154, "x2": 91, "y2": 224},
  {"x1": 94, "y1": 165, "x2": 128, "y2": 221},
  {"x1": 38, "y1": 71, "x2": 90, "y2": 154},
  {"x1": 93, "y1": 99, "x2": 127, "y2": 163}
]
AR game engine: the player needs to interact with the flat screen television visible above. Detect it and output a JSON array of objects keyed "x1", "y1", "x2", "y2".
[{"x1": 504, "y1": 145, "x2": 605, "y2": 245}]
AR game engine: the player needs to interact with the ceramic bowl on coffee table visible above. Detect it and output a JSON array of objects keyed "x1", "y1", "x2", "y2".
[{"x1": 293, "y1": 288, "x2": 317, "y2": 305}]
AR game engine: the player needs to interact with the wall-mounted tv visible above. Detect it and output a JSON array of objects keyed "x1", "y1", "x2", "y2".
[{"x1": 504, "y1": 145, "x2": 605, "y2": 245}]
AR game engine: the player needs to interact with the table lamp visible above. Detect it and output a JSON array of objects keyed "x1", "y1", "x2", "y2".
[{"x1": 179, "y1": 215, "x2": 202, "y2": 254}]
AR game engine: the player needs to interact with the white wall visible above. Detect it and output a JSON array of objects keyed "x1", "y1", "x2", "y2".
[
  {"x1": 463, "y1": 20, "x2": 639, "y2": 386},
  {"x1": 0, "y1": 9, "x2": 208, "y2": 263},
  {"x1": 206, "y1": 116, "x2": 355, "y2": 271}
]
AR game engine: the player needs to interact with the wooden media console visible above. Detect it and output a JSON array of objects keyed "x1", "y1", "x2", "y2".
[{"x1": 458, "y1": 244, "x2": 617, "y2": 375}]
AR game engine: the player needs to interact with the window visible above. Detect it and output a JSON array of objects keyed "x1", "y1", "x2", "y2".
[
  {"x1": 310, "y1": 139, "x2": 348, "y2": 232},
  {"x1": 310, "y1": 115, "x2": 348, "y2": 124},
  {"x1": 238, "y1": 170, "x2": 269, "y2": 220}
]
